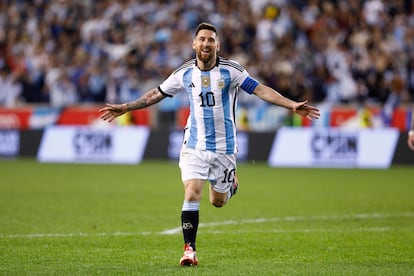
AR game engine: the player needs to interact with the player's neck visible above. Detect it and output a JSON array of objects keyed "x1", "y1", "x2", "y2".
[{"x1": 196, "y1": 56, "x2": 217, "y2": 71}]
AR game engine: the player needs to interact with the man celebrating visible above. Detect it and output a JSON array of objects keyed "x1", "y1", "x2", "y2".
[{"x1": 100, "y1": 22, "x2": 320, "y2": 266}]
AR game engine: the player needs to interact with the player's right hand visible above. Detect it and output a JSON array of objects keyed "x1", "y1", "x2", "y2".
[
  {"x1": 99, "y1": 103, "x2": 128, "y2": 122},
  {"x1": 408, "y1": 134, "x2": 414, "y2": 151}
]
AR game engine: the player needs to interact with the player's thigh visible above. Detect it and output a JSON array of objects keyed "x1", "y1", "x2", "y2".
[
  {"x1": 179, "y1": 148, "x2": 209, "y2": 182},
  {"x1": 209, "y1": 153, "x2": 237, "y2": 194}
]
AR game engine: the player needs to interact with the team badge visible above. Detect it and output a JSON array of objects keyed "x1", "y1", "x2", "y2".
[
  {"x1": 217, "y1": 79, "x2": 225, "y2": 89},
  {"x1": 202, "y1": 76, "x2": 210, "y2": 87}
]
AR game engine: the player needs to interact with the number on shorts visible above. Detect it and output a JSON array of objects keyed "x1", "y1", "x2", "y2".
[{"x1": 222, "y1": 168, "x2": 235, "y2": 183}]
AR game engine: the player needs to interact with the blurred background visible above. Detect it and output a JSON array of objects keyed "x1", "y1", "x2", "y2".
[{"x1": 0, "y1": 0, "x2": 413, "y2": 165}]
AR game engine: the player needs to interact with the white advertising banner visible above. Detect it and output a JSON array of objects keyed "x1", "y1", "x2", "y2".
[
  {"x1": 268, "y1": 127, "x2": 399, "y2": 168},
  {"x1": 37, "y1": 126, "x2": 150, "y2": 164},
  {"x1": 0, "y1": 130, "x2": 19, "y2": 157}
]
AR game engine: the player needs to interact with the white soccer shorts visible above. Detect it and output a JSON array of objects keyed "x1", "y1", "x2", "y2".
[{"x1": 179, "y1": 147, "x2": 237, "y2": 194}]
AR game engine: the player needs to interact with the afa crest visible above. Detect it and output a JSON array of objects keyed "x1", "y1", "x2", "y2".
[
  {"x1": 217, "y1": 79, "x2": 225, "y2": 89},
  {"x1": 201, "y1": 76, "x2": 210, "y2": 87}
]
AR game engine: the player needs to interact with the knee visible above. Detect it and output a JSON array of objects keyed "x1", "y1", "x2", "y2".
[
  {"x1": 184, "y1": 188, "x2": 202, "y2": 202},
  {"x1": 211, "y1": 199, "x2": 226, "y2": 208},
  {"x1": 184, "y1": 180, "x2": 204, "y2": 202}
]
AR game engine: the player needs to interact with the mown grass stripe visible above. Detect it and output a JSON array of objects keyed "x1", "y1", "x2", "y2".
[{"x1": 2, "y1": 212, "x2": 412, "y2": 238}]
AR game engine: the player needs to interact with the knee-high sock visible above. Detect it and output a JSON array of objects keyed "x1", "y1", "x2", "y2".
[{"x1": 181, "y1": 201, "x2": 200, "y2": 251}]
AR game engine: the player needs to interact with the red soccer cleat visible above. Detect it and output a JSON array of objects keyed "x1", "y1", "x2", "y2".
[{"x1": 180, "y1": 243, "x2": 198, "y2": 266}]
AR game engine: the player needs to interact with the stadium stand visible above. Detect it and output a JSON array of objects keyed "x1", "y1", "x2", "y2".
[{"x1": 0, "y1": 0, "x2": 413, "y2": 130}]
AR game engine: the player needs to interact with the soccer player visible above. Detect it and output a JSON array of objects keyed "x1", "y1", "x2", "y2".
[{"x1": 99, "y1": 22, "x2": 320, "y2": 266}]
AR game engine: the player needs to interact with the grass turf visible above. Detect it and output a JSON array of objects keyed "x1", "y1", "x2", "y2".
[{"x1": 0, "y1": 159, "x2": 413, "y2": 275}]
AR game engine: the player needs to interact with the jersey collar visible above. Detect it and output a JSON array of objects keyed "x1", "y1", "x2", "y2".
[{"x1": 195, "y1": 56, "x2": 220, "y2": 71}]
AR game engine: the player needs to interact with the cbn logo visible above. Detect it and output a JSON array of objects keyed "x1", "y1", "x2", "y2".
[
  {"x1": 311, "y1": 131, "x2": 358, "y2": 160},
  {"x1": 0, "y1": 130, "x2": 19, "y2": 156},
  {"x1": 73, "y1": 131, "x2": 112, "y2": 155}
]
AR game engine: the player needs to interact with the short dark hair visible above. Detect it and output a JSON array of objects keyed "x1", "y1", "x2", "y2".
[{"x1": 194, "y1": 22, "x2": 217, "y2": 36}]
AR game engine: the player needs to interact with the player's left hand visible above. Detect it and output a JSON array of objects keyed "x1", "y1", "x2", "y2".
[{"x1": 293, "y1": 101, "x2": 320, "y2": 120}]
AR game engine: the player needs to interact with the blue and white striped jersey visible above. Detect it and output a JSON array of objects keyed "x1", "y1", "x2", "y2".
[{"x1": 158, "y1": 56, "x2": 259, "y2": 154}]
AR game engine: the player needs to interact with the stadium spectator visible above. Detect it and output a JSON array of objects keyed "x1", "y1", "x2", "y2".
[
  {"x1": 47, "y1": 69, "x2": 78, "y2": 108},
  {"x1": 99, "y1": 22, "x2": 320, "y2": 266},
  {"x1": 0, "y1": 0, "x2": 413, "y2": 129},
  {"x1": 0, "y1": 66, "x2": 21, "y2": 107}
]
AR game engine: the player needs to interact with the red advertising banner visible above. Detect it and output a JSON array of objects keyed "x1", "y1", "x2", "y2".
[
  {"x1": 0, "y1": 105, "x2": 410, "y2": 130},
  {"x1": 57, "y1": 106, "x2": 102, "y2": 125},
  {"x1": 57, "y1": 106, "x2": 150, "y2": 126},
  {"x1": 0, "y1": 107, "x2": 33, "y2": 129}
]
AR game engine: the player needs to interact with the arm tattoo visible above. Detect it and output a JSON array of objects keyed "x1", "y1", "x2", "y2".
[{"x1": 126, "y1": 88, "x2": 165, "y2": 111}]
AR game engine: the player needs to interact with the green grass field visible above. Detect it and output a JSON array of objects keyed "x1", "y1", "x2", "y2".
[{"x1": 1, "y1": 159, "x2": 413, "y2": 275}]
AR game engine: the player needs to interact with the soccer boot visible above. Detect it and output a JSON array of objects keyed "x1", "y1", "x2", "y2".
[
  {"x1": 180, "y1": 243, "x2": 198, "y2": 266},
  {"x1": 230, "y1": 175, "x2": 239, "y2": 197}
]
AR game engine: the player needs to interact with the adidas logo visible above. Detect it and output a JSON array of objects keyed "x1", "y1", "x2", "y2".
[{"x1": 188, "y1": 82, "x2": 195, "y2": 88}]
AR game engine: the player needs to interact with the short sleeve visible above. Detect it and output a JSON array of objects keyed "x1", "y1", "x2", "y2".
[
  {"x1": 225, "y1": 59, "x2": 260, "y2": 94},
  {"x1": 158, "y1": 71, "x2": 183, "y2": 97}
]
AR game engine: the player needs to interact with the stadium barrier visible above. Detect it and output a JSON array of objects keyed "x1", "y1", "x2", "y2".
[
  {"x1": 0, "y1": 102, "x2": 413, "y2": 165},
  {"x1": 268, "y1": 127, "x2": 399, "y2": 168},
  {"x1": 0, "y1": 104, "x2": 412, "y2": 131},
  {"x1": 37, "y1": 126, "x2": 150, "y2": 164},
  {"x1": 1, "y1": 127, "x2": 413, "y2": 166}
]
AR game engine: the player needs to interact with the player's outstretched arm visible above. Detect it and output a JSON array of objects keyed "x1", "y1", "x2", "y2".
[
  {"x1": 99, "y1": 88, "x2": 166, "y2": 122},
  {"x1": 408, "y1": 109, "x2": 414, "y2": 151},
  {"x1": 408, "y1": 134, "x2": 414, "y2": 151},
  {"x1": 253, "y1": 84, "x2": 320, "y2": 120}
]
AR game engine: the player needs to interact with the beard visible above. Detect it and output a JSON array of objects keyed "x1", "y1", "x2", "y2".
[{"x1": 197, "y1": 49, "x2": 215, "y2": 64}]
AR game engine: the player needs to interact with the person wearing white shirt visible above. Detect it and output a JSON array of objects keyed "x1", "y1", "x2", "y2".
[{"x1": 99, "y1": 22, "x2": 320, "y2": 266}]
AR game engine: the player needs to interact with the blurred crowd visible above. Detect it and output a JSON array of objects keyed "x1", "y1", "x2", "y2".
[{"x1": 0, "y1": 0, "x2": 413, "y2": 112}]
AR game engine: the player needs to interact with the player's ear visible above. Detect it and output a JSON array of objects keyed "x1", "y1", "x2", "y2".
[
  {"x1": 192, "y1": 39, "x2": 196, "y2": 50},
  {"x1": 216, "y1": 41, "x2": 220, "y2": 52}
]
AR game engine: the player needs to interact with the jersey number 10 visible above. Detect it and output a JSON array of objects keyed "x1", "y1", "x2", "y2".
[{"x1": 199, "y1": 92, "x2": 215, "y2": 107}]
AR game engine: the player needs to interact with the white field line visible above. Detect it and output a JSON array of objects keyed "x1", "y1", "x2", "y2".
[
  {"x1": 1, "y1": 212, "x2": 413, "y2": 239},
  {"x1": 206, "y1": 227, "x2": 401, "y2": 235},
  {"x1": 160, "y1": 212, "x2": 414, "y2": 235}
]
